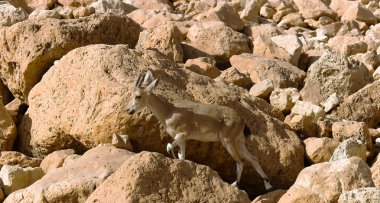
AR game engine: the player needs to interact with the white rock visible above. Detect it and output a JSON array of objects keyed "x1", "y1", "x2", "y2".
[
  {"x1": 249, "y1": 79, "x2": 274, "y2": 99},
  {"x1": 269, "y1": 88, "x2": 301, "y2": 113},
  {"x1": 373, "y1": 67, "x2": 380, "y2": 80},
  {"x1": 0, "y1": 165, "x2": 44, "y2": 195},
  {"x1": 330, "y1": 138, "x2": 367, "y2": 162},
  {"x1": 291, "y1": 101, "x2": 325, "y2": 122},
  {"x1": 321, "y1": 92, "x2": 340, "y2": 112},
  {"x1": 112, "y1": 134, "x2": 133, "y2": 151},
  {"x1": 29, "y1": 9, "x2": 61, "y2": 19}
]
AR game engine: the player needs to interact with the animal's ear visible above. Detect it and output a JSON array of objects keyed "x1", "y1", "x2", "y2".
[
  {"x1": 144, "y1": 77, "x2": 159, "y2": 92},
  {"x1": 142, "y1": 70, "x2": 154, "y2": 87}
]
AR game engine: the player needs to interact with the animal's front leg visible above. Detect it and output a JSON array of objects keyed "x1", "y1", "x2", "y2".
[
  {"x1": 166, "y1": 143, "x2": 176, "y2": 159},
  {"x1": 177, "y1": 142, "x2": 186, "y2": 160},
  {"x1": 167, "y1": 133, "x2": 186, "y2": 159}
]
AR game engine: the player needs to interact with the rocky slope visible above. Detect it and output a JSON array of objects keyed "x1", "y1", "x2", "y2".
[{"x1": 0, "y1": 0, "x2": 380, "y2": 202}]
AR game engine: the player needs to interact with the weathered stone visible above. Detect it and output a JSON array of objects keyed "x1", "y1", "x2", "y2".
[
  {"x1": 57, "y1": 0, "x2": 96, "y2": 7},
  {"x1": 342, "y1": 2, "x2": 377, "y2": 25},
  {"x1": 73, "y1": 6, "x2": 95, "y2": 18},
  {"x1": 300, "y1": 50, "x2": 372, "y2": 105},
  {"x1": 86, "y1": 152, "x2": 251, "y2": 203},
  {"x1": 351, "y1": 51, "x2": 379, "y2": 74},
  {"x1": 240, "y1": 0, "x2": 266, "y2": 24},
  {"x1": 245, "y1": 24, "x2": 282, "y2": 40},
  {"x1": 330, "y1": 138, "x2": 367, "y2": 162},
  {"x1": 0, "y1": 151, "x2": 41, "y2": 168},
  {"x1": 260, "y1": 5, "x2": 276, "y2": 19},
  {"x1": 269, "y1": 88, "x2": 300, "y2": 114},
  {"x1": 111, "y1": 134, "x2": 133, "y2": 151},
  {"x1": 0, "y1": 80, "x2": 12, "y2": 105},
  {"x1": 291, "y1": 101, "x2": 325, "y2": 122},
  {"x1": 332, "y1": 121, "x2": 372, "y2": 152},
  {"x1": 40, "y1": 149, "x2": 75, "y2": 173},
  {"x1": 270, "y1": 35, "x2": 302, "y2": 67},
  {"x1": 56, "y1": 6, "x2": 74, "y2": 19},
  {"x1": 371, "y1": 155, "x2": 380, "y2": 187},
  {"x1": 253, "y1": 35, "x2": 292, "y2": 65},
  {"x1": 90, "y1": 0, "x2": 136, "y2": 15},
  {"x1": 338, "y1": 187, "x2": 380, "y2": 203},
  {"x1": 328, "y1": 36, "x2": 368, "y2": 56},
  {"x1": 29, "y1": 9, "x2": 61, "y2": 19},
  {"x1": 184, "y1": 57, "x2": 221, "y2": 79},
  {"x1": 4, "y1": 145, "x2": 133, "y2": 203},
  {"x1": 293, "y1": 0, "x2": 337, "y2": 19},
  {"x1": 127, "y1": 9, "x2": 182, "y2": 29},
  {"x1": 0, "y1": 165, "x2": 44, "y2": 195},
  {"x1": 317, "y1": 117, "x2": 334, "y2": 137},
  {"x1": 185, "y1": 22, "x2": 250, "y2": 66},
  {"x1": 18, "y1": 44, "x2": 303, "y2": 197},
  {"x1": 304, "y1": 137, "x2": 340, "y2": 164},
  {"x1": 0, "y1": 1, "x2": 28, "y2": 26},
  {"x1": 124, "y1": 0, "x2": 173, "y2": 12},
  {"x1": 252, "y1": 189, "x2": 286, "y2": 203},
  {"x1": 317, "y1": 22, "x2": 344, "y2": 38},
  {"x1": 230, "y1": 54, "x2": 306, "y2": 89},
  {"x1": 0, "y1": 14, "x2": 140, "y2": 102},
  {"x1": 285, "y1": 114, "x2": 318, "y2": 139},
  {"x1": 278, "y1": 157, "x2": 375, "y2": 203},
  {"x1": 374, "y1": 67, "x2": 380, "y2": 80},
  {"x1": 277, "y1": 13, "x2": 307, "y2": 29},
  {"x1": 137, "y1": 22, "x2": 183, "y2": 63},
  {"x1": 321, "y1": 92, "x2": 340, "y2": 112},
  {"x1": 249, "y1": 79, "x2": 274, "y2": 99},
  {"x1": 4, "y1": 98, "x2": 27, "y2": 126},
  {"x1": 332, "y1": 81, "x2": 380, "y2": 128},
  {"x1": 329, "y1": 0, "x2": 356, "y2": 17},
  {"x1": 0, "y1": 101, "x2": 16, "y2": 151},
  {"x1": 214, "y1": 67, "x2": 252, "y2": 89},
  {"x1": 8, "y1": 0, "x2": 56, "y2": 13}
]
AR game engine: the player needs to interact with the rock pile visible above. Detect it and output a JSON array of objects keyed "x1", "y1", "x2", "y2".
[{"x1": 0, "y1": 0, "x2": 379, "y2": 202}]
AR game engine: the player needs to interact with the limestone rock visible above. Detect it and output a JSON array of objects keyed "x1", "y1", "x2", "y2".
[
  {"x1": 269, "y1": 88, "x2": 300, "y2": 114},
  {"x1": 29, "y1": 9, "x2": 61, "y2": 19},
  {"x1": 260, "y1": 5, "x2": 276, "y2": 19},
  {"x1": 328, "y1": 36, "x2": 368, "y2": 56},
  {"x1": 0, "y1": 101, "x2": 16, "y2": 151},
  {"x1": 18, "y1": 44, "x2": 303, "y2": 196},
  {"x1": 332, "y1": 121, "x2": 372, "y2": 152},
  {"x1": 124, "y1": 0, "x2": 173, "y2": 12},
  {"x1": 9, "y1": 0, "x2": 56, "y2": 13},
  {"x1": 317, "y1": 118, "x2": 334, "y2": 138},
  {"x1": 342, "y1": 2, "x2": 377, "y2": 25},
  {"x1": 278, "y1": 13, "x2": 307, "y2": 29},
  {"x1": 0, "y1": 1, "x2": 28, "y2": 26},
  {"x1": 285, "y1": 114, "x2": 317, "y2": 138},
  {"x1": 304, "y1": 137, "x2": 340, "y2": 164},
  {"x1": 73, "y1": 6, "x2": 95, "y2": 18},
  {"x1": 330, "y1": 138, "x2": 367, "y2": 162},
  {"x1": 329, "y1": 0, "x2": 356, "y2": 17},
  {"x1": 137, "y1": 22, "x2": 183, "y2": 63},
  {"x1": 0, "y1": 165, "x2": 44, "y2": 195},
  {"x1": 253, "y1": 35, "x2": 292, "y2": 65},
  {"x1": 4, "y1": 145, "x2": 133, "y2": 203},
  {"x1": 90, "y1": 0, "x2": 136, "y2": 15},
  {"x1": 185, "y1": 22, "x2": 250, "y2": 66},
  {"x1": 371, "y1": 155, "x2": 380, "y2": 187},
  {"x1": 0, "y1": 151, "x2": 41, "y2": 168},
  {"x1": 290, "y1": 101, "x2": 325, "y2": 122},
  {"x1": 127, "y1": 9, "x2": 182, "y2": 29},
  {"x1": 0, "y1": 14, "x2": 140, "y2": 102},
  {"x1": 278, "y1": 157, "x2": 375, "y2": 203},
  {"x1": 249, "y1": 79, "x2": 274, "y2": 99},
  {"x1": 56, "y1": 6, "x2": 74, "y2": 19},
  {"x1": 40, "y1": 149, "x2": 75, "y2": 173},
  {"x1": 338, "y1": 187, "x2": 380, "y2": 203},
  {"x1": 4, "y1": 98, "x2": 28, "y2": 126},
  {"x1": 374, "y1": 67, "x2": 380, "y2": 80},
  {"x1": 270, "y1": 35, "x2": 302, "y2": 66},
  {"x1": 240, "y1": 0, "x2": 265, "y2": 24},
  {"x1": 300, "y1": 50, "x2": 372, "y2": 105},
  {"x1": 184, "y1": 57, "x2": 221, "y2": 79},
  {"x1": 0, "y1": 80, "x2": 12, "y2": 106},
  {"x1": 214, "y1": 67, "x2": 252, "y2": 89},
  {"x1": 332, "y1": 81, "x2": 380, "y2": 128},
  {"x1": 321, "y1": 92, "x2": 340, "y2": 112},
  {"x1": 86, "y1": 152, "x2": 251, "y2": 203},
  {"x1": 230, "y1": 53, "x2": 306, "y2": 89},
  {"x1": 57, "y1": 0, "x2": 96, "y2": 7},
  {"x1": 111, "y1": 134, "x2": 133, "y2": 151},
  {"x1": 293, "y1": 0, "x2": 336, "y2": 19},
  {"x1": 252, "y1": 189, "x2": 287, "y2": 203},
  {"x1": 245, "y1": 24, "x2": 282, "y2": 40}
]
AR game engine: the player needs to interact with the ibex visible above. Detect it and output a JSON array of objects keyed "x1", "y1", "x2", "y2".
[{"x1": 127, "y1": 70, "x2": 272, "y2": 190}]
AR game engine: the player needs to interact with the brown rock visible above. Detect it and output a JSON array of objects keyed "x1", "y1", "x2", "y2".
[
  {"x1": 300, "y1": 50, "x2": 372, "y2": 105},
  {"x1": 127, "y1": 9, "x2": 182, "y2": 29},
  {"x1": 328, "y1": 35, "x2": 368, "y2": 56},
  {"x1": 0, "y1": 14, "x2": 140, "y2": 102},
  {"x1": 111, "y1": 134, "x2": 133, "y2": 151},
  {"x1": 230, "y1": 53, "x2": 306, "y2": 89},
  {"x1": 332, "y1": 121, "x2": 372, "y2": 152},
  {"x1": 371, "y1": 155, "x2": 380, "y2": 187},
  {"x1": 57, "y1": 0, "x2": 96, "y2": 7},
  {"x1": 285, "y1": 114, "x2": 318, "y2": 139},
  {"x1": 252, "y1": 189, "x2": 287, "y2": 203},
  {"x1": 136, "y1": 22, "x2": 183, "y2": 63},
  {"x1": 40, "y1": 149, "x2": 75, "y2": 173},
  {"x1": 8, "y1": 0, "x2": 56, "y2": 13},
  {"x1": 338, "y1": 187, "x2": 380, "y2": 203},
  {"x1": 245, "y1": 24, "x2": 282, "y2": 40},
  {"x1": 253, "y1": 35, "x2": 292, "y2": 64},
  {"x1": 260, "y1": 5, "x2": 276, "y2": 19},
  {"x1": 4, "y1": 98, "x2": 27, "y2": 126},
  {"x1": 184, "y1": 57, "x2": 221, "y2": 79},
  {"x1": 0, "y1": 151, "x2": 41, "y2": 168},
  {"x1": 186, "y1": 22, "x2": 250, "y2": 66},
  {"x1": 249, "y1": 79, "x2": 274, "y2": 99},
  {"x1": 304, "y1": 137, "x2": 339, "y2": 164},
  {"x1": 269, "y1": 88, "x2": 300, "y2": 114},
  {"x1": 277, "y1": 13, "x2": 307, "y2": 29},
  {"x1": 55, "y1": 6, "x2": 74, "y2": 19},
  {"x1": 72, "y1": 6, "x2": 95, "y2": 18},
  {"x1": 316, "y1": 117, "x2": 334, "y2": 137},
  {"x1": 293, "y1": 0, "x2": 337, "y2": 19},
  {"x1": 18, "y1": 44, "x2": 303, "y2": 196},
  {"x1": 0, "y1": 80, "x2": 12, "y2": 105},
  {"x1": 29, "y1": 9, "x2": 61, "y2": 19},
  {"x1": 4, "y1": 145, "x2": 133, "y2": 203},
  {"x1": 0, "y1": 101, "x2": 16, "y2": 151},
  {"x1": 240, "y1": 0, "x2": 266, "y2": 24},
  {"x1": 342, "y1": 2, "x2": 377, "y2": 25},
  {"x1": 329, "y1": 0, "x2": 356, "y2": 17},
  {"x1": 278, "y1": 157, "x2": 375, "y2": 203},
  {"x1": 215, "y1": 67, "x2": 252, "y2": 89},
  {"x1": 125, "y1": 0, "x2": 173, "y2": 12},
  {"x1": 86, "y1": 152, "x2": 251, "y2": 203},
  {"x1": 270, "y1": 35, "x2": 303, "y2": 66},
  {"x1": 0, "y1": 2, "x2": 28, "y2": 26}
]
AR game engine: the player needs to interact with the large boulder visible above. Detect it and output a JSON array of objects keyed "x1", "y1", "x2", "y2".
[
  {"x1": 0, "y1": 101, "x2": 16, "y2": 151},
  {"x1": 0, "y1": 1, "x2": 28, "y2": 26},
  {"x1": 329, "y1": 138, "x2": 367, "y2": 162},
  {"x1": 90, "y1": 0, "x2": 136, "y2": 16},
  {"x1": 300, "y1": 50, "x2": 372, "y2": 105},
  {"x1": 341, "y1": 2, "x2": 377, "y2": 25},
  {"x1": 4, "y1": 145, "x2": 133, "y2": 203},
  {"x1": 18, "y1": 44, "x2": 304, "y2": 196},
  {"x1": 0, "y1": 151, "x2": 41, "y2": 168},
  {"x1": 230, "y1": 53, "x2": 306, "y2": 89},
  {"x1": 332, "y1": 121, "x2": 372, "y2": 152},
  {"x1": 304, "y1": 137, "x2": 339, "y2": 164},
  {"x1": 332, "y1": 80, "x2": 380, "y2": 128},
  {"x1": 86, "y1": 151, "x2": 251, "y2": 203},
  {"x1": 338, "y1": 187, "x2": 380, "y2": 203},
  {"x1": 371, "y1": 154, "x2": 380, "y2": 187},
  {"x1": 253, "y1": 35, "x2": 292, "y2": 65},
  {"x1": 0, "y1": 14, "x2": 140, "y2": 102},
  {"x1": 0, "y1": 165, "x2": 44, "y2": 195},
  {"x1": 278, "y1": 157, "x2": 375, "y2": 202},
  {"x1": 293, "y1": 0, "x2": 336, "y2": 19}
]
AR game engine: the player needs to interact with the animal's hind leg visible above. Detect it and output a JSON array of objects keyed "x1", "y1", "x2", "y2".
[
  {"x1": 167, "y1": 133, "x2": 186, "y2": 159},
  {"x1": 219, "y1": 135, "x2": 244, "y2": 187}
]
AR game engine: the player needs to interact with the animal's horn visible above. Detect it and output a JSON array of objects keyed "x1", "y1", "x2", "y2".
[{"x1": 134, "y1": 73, "x2": 145, "y2": 87}]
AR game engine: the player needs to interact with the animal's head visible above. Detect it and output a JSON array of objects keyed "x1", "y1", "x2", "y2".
[{"x1": 126, "y1": 70, "x2": 159, "y2": 114}]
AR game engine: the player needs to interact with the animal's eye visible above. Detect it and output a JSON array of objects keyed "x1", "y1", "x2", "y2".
[{"x1": 135, "y1": 95, "x2": 142, "y2": 99}]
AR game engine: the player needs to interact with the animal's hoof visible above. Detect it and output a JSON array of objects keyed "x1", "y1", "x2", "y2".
[
  {"x1": 231, "y1": 181, "x2": 239, "y2": 188},
  {"x1": 264, "y1": 180, "x2": 273, "y2": 191},
  {"x1": 166, "y1": 143, "x2": 172, "y2": 154}
]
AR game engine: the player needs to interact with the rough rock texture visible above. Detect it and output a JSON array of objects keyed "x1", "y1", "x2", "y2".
[
  {"x1": 185, "y1": 22, "x2": 250, "y2": 66},
  {"x1": 270, "y1": 35, "x2": 302, "y2": 66},
  {"x1": 111, "y1": 134, "x2": 133, "y2": 151},
  {"x1": 230, "y1": 53, "x2": 306, "y2": 89},
  {"x1": 29, "y1": 9, "x2": 61, "y2": 19},
  {"x1": 341, "y1": 2, "x2": 377, "y2": 25},
  {"x1": 4, "y1": 98, "x2": 27, "y2": 126},
  {"x1": 0, "y1": 80, "x2": 12, "y2": 105},
  {"x1": 86, "y1": 151, "x2": 251, "y2": 203},
  {"x1": 332, "y1": 121, "x2": 372, "y2": 151},
  {"x1": 293, "y1": 0, "x2": 336, "y2": 19},
  {"x1": 290, "y1": 101, "x2": 325, "y2": 122},
  {"x1": 304, "y1": 137, "x2": 340, "y2": 164},
  {"x1": 0, "y1": 1, "x2": 28, "y2": 26},
  {"x1": 127, "y1": 9, "x2": 182, "y2": 29},
  {"x1": 328, "y1": 36, "x2": 368, "y2": 56},
  {"x1": 278, "y1": 157, "x2": 375, "y2": 203},
  {"x1": 125, "y1": 0, "x2": 173, "y2": 11},
  {"x1": 184, "y1": 57, "x2": 220, "y2": 79},
  {"x1": 136, "y1": 22, "x2": 183, "y2": 63},
  {"x1": 285, "y1": 114, "x2": 317, "y2": 139},
  {"x1": 214, "y1": 67, "x2": 252, "y2": 89},
  {"x1": 0, "y1": 101, "x2": 16, "y2": 151},
  {"x1": 4, "y1": 145, "x2": 133, "y2": 203},
  {"x1": 330, "y1": 138, "x2": 367, "y2": 162},
  {"x1": 246, "y1": 24, "x2": 282, "y2": 40},
  {"x1": 240, "y1": 0, "x2": 265, "y2": 24},
  {"x1": 249, "y1": 79, "x2": 274, "y2": 99},
  {"x1": 9, "y1": 0, "x2": 56, "y2": 13},
  {"x1": 321, "y1": 92, "x2": 340, "y2": 112},
  {"x1": 18, "y1": 44, "x2": 304, "y2": 196},
  {"x1": 300, "y1": 50, "x2": 372, "y2": 105},
  {"x1": 57, "y1": 0, "x2": 96, "y2": 7},
  {"x1": 40, "y1": 149, "x2": 75, "y2": 173},
  {"x1": 90, "y1": 0, "x2": 136, "y2": 15},
  {"x1": 332, "y1": 80, "x2": 380, "y2": 128},
  {"x1": 371, "y1": 155, "x2": 380, "y2": 187},
  {"x1": 338, "y1": 187, "x2": 380, "y2": 203},
  {"x1": 72, "y1": 6, "x2": 95, "y2": 18},
  {"x1": 252, "y1": 189, "x2": 287, "y2": 203},
  {"x1": 269, "y1": 88, "x2": 300, "y2": 114},
  {"x1": 0, "y1": 151, "x2": 41, "y2": 168},
  {"x1": 253, "y1": 35, "x2": 292, "y2": 65},
  {"x1": 0, "y1": 165, "x2": 44, "y2": 195},
  {"x1": 0, "y1": 14, "x2": 140, "y2": 102}
]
